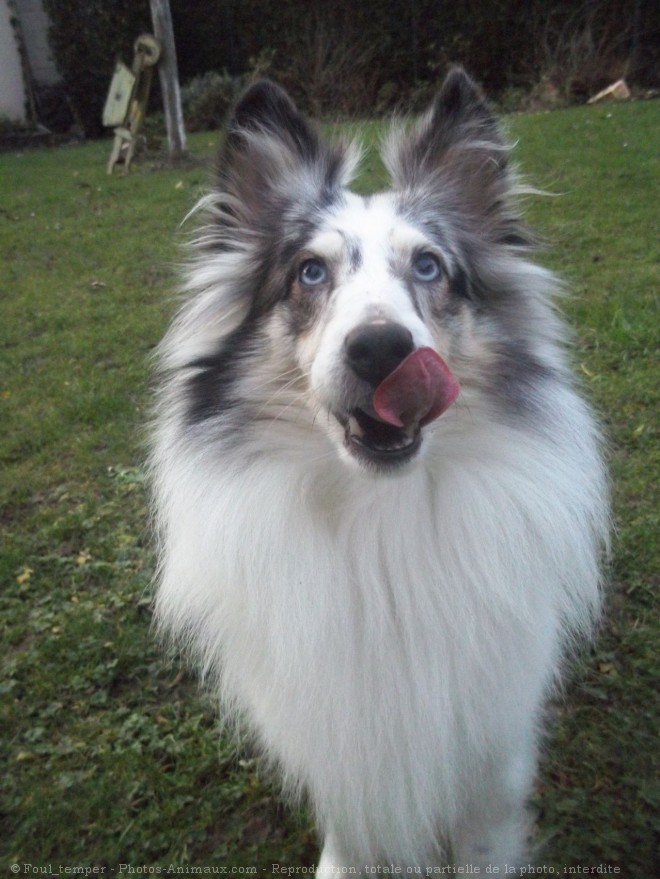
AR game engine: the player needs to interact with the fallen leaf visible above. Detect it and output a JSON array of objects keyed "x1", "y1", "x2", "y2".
[
  {"x1": 16, "y1": 751, "x2": 34, "y2": 762},
  {"x1": 16, "y1": 567, "x2": 33, "y2": 585}
]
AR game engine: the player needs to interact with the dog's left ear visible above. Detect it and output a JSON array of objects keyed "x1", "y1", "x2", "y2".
[{"x1": 385, "y1": 67, "x2": 509, "y2": 190}]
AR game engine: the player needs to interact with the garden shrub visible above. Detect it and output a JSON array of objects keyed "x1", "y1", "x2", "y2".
[
  {"x1": 41, "y1": 0, "x2": 653, "y2": 134},
  {"x1": 180, "y1": 71, "x2": 239, "y2": 132}
]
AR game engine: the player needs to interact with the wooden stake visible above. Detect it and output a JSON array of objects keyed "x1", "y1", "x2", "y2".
[{"x1": 149, "y1": 0, "x2": 187, "y2": 160}]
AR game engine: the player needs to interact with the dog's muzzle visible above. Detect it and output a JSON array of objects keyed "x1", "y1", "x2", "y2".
[{"x1": 337, "y1": 320, "x2": 460, "y2": 469}]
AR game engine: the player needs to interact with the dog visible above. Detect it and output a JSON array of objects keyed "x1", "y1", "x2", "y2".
[{"x1": 150, "y1": 69, "x2": 609, "y2": 872}]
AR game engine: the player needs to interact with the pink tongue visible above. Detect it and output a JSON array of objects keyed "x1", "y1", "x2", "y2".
[{"x1": 373, "y1": 347, "x2": 460, "y2": 428}]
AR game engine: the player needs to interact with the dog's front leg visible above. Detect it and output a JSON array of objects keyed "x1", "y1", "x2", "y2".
[
  {"x1": 317, "y1": 831, "x2": 358, "y2": 875},
  {"x1": 451, "y1": 747, "x2": 536, "y2": 873}
]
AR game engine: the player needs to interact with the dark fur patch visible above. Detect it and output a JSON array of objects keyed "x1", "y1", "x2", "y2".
[
  {"x1": 491, "y1": 342, "x2": 558, "y2": 418},
  {"x1": 283, "y1": 266, "x2": 331, "y2": 336},
  {"x1": 185, "y1": 320, "x2": 266, "y2": 426},
  {"x1": 346, "y1": 237, "x2": 363, "y2": 272},
  {"x1": 448, "y1": 266, "x2": 472, "y2": 302}
]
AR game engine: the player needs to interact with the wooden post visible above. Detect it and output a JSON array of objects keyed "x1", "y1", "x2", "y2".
[{"x1": 149, "y1": 0, "x2": 187, "y2": 160}]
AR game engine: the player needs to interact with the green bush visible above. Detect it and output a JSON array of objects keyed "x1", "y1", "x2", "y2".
[
  {"x1": 180, "y1": 71, "x2": 239, "y2": 132},
  {"x1": 41, "y1": 0, "x2": 649, "y2": 133}
]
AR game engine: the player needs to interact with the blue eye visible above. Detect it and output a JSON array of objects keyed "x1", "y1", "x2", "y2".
[
  {"x1": 299, "y1": 258, "x2": 328, "y2": 287},
  {"x1": 412, "y1": 252, "x2": 442, "y2": 282}
]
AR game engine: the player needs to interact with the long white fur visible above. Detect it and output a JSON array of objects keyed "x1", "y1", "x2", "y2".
[{"x1": 151, "y1": 103, "x2": 609, "y2": 871}]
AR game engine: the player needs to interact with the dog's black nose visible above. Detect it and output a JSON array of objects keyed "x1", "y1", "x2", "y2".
[{"x1": 345, "y1": 321, "x2": 415, "y2": 385}]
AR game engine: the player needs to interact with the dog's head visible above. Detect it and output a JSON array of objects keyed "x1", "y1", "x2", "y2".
[{"x1": 181, "y1": 70, "x2": 546, "y2": 473}]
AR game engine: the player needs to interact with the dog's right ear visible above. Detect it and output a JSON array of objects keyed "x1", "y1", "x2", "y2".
[
  {"x1": 225, "y1": 79, "x2": 323, "y2": 166},
  {"x1": 214, "y1": 81, "x2": 355, "y2": 239}
]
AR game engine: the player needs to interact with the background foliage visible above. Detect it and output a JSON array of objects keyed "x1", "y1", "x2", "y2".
[
  {"x1": 42, "y1": 0, "x2": 151, "y2": 136},
  {"x1": 42, "y1": 0, "x2": 658, "y2": 135}
]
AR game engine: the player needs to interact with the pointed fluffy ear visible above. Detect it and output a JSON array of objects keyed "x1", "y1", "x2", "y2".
[
  {"x1": 213, "y1": 80, "x2": 357, "y2": 240},
  {"x1": 225, "y1": 79, "x2": 324, "y2": 165},
  {"x1": 384, "y1": 67, "x2": 509, "y2": 191},
  {"x1": 384, "y1": 68, "x2": 530, "y2": 248}
]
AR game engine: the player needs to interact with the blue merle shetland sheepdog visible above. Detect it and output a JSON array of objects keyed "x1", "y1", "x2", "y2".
[{"x1": 150, "y1": 69, "x2": 609, "y2": 872}]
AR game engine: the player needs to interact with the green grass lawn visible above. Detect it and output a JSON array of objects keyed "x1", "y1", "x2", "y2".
[{"x1": 1, "y1": 100, "x2": 658, "y2": 875}]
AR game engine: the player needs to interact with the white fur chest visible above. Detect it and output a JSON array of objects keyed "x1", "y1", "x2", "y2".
[{"x1": 155, "y1": 417, "x2": 600, "y2": 861}]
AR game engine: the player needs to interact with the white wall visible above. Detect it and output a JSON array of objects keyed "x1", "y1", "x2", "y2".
[
  {"x1": 15, "y1": 0, "x2": 60, "y2": 85},
  {"x1": 0, "y1": 0, "x2": 27, "y2": 122}
]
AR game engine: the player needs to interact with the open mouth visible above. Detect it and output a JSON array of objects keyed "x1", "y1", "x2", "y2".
[
  {"x1": 339, "y1": 408, "x2": 422, "y2": 466},
  {"x1": 335, "y1": 346, "x2": 461, "y2": 469}
]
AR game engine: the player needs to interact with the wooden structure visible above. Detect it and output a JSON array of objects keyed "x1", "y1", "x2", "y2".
[
  {"x1": 149, "y1": 0, "x2": 187, "y2": 159},
  {"x1": 104, "y1": 34, "x2": 161, "y2": 174}
]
